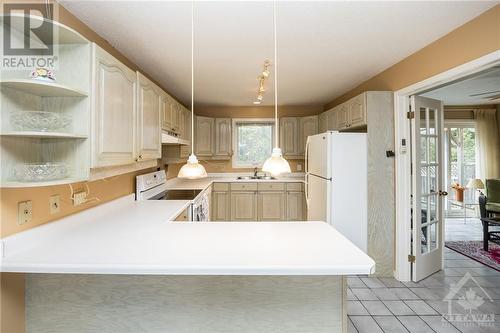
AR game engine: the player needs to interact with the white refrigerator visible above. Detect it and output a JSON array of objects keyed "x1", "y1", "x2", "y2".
[{"x1": 305, "y1": 131, "x2": 368, "y2": 252}]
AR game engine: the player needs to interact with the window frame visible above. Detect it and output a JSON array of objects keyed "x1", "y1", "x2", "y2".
[{"x1": 231, "y1": 118, "x2": 275, "y2": 169}]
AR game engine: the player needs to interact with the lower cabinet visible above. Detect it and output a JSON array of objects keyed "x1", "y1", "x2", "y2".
[
  {"x1": 231, "y1": 191, "x2": 258, "y2": 221},
  {"x1": 212, "y1": 182, "x2": 306, "y2": 222},
  {"x1": 258, "y1": 192, "x2": 286, "y2": 221}
]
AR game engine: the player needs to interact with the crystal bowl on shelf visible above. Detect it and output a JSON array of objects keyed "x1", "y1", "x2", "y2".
[
  {"x1": 14, "y1": 163, "x2": 68, "y2": 182},
  {"x1": 10, "y1": 111, "x2": 71, "y2": 132}
]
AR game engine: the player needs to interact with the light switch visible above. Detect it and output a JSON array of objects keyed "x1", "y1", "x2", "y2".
[
  {"x1": 18, "y1": 201, "x2": 32, "y2": 225},
  {"x1": 50, "y1": 195, "x2": 60, "y2": 214},
  {"x1": 297, "y1": 163, "x2": 303, "y2": 171}
]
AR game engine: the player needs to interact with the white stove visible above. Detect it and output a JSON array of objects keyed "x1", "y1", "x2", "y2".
[{"x1": 136, "y1": 170, "x2": 210, "y2": 221}]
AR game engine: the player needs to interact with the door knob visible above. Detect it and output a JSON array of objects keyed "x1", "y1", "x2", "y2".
[{"x1": 438, "y1": 191, "x2": 448, "y2": 196}]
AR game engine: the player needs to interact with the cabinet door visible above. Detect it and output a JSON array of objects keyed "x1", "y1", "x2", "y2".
[
  {"x1": 92, "y1": 45, "x2": 137, "y2": 167},
  {"x1": 215, "y1": 118, "x2": 232, "y2": 158},
  {"x1": 299, "y1": 116, "x2": 318, "y2": 155},
  {"x1": 286, "y1": 191, "x2": 306, "y2": 221},
  {"x1": 349, "y1": 93, "x2": 367, "y2": 128},
  {"x1": 212, "y1": 191, "x2": 230, "y2": 221},
  {"x1": 327, "y1": 108, "x2": 338, "y2": 130},
  {"x1": 258, "y1": 192, "x2": 285, "y2": 221},
  {"x1": 231, "y1": 191, "x2": 257, "y2": 221},
  {"x1": 171, "y1": 103, "x2": 181, "y2": 133},
  {"x1": 318, "y1": 112, "x2": 328, "y2": 133},
  {"x1": 161, "y1": 95, "x2": 173, "y2": 131},
  {"x1": 137, "y1": 72, "x2": 161, "y2": 161},
  {"x1": 279, "y1": 117, "x2": 299, "y2": 157},
  {"x1": 195, "y1": 116, "x2": 215, "y2": 156},
  {"x1": 337, "y1": 104, "x2": 349, "y2": 130}
]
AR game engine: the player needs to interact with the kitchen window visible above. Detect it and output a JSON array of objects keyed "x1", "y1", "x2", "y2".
[{"x1": 232, "y1": 119, "x2": 274, "y2": 168}]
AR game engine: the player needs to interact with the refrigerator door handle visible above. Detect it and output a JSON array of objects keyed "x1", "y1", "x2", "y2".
[
  {"x1": 305, "y1": 173, "x2": 310, "y2": 209},
  {"x1": 305, "y1": 136, "x2": 310, "y2": 175}
]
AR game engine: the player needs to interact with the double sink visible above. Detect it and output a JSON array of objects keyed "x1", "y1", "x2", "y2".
[{"x1": 236, "y1": 175, "x2": 276, "y2": 180}]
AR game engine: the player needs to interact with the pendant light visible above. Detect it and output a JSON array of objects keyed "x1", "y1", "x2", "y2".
[
  {"x1": 262, "y1": 0, "x2": 291, "y2": 177},
  {"x1": 178, "y1": 1, "x2": 207, "y2": 179}
]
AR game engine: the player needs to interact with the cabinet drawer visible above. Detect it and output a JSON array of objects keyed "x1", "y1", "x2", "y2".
[
  {"x1": 286, "y1": 182, "x2": 303, "y2": 192},
  {"x1": 231, "y1": 183, "x2": 258, "y2": 191},
  {"x1": 258, "y1": 183, "x2": 285, "y2": 191},
  {"x1": 213, "y1": 183, "x2": 229, "y2": 191}
]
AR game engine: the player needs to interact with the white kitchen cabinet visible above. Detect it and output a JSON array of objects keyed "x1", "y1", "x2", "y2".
[
  {"x1": 136, "y1": 72, "x2": 161, "y2": 161},
  {"x1": 327, "y1": 108, "x2": 338, "y2": 130},
  {"x1": 92, "y1": 44, "x2": 137, "y2": 168},
  {"x1": 336, "y1": 93, "x2": 367, "y2": 130},
  {"x1": 318, "y1": 112, "x2": 328, "y2": 133},
  {"x1": 161, "y1": 94, "x2": 173, "y2": 131},
  {"x1": 195, "y1": 116, "x2": 215, "y2": 157},
  {"x1": 299, "y1": 115, "x2": 318, "y2": 155},
  {"x1": 214, "y1": 118, "x2": 232, "y2": 159},
  {"x1": 280, "y1": 117, "x2": 299, "y2": 157},
  {"x1": 336, "y1": 104, "x2": 349, "y2": 130},
  {"x1": 171, "y1": 103, "x2": 181, "y2": 133},
  {"x1": 348, "y1": 93, "x2": 367, "y2": 128}
]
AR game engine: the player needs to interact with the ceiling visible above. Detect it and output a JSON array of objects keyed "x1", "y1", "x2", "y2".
[
  {"x1": 422, "y1": 66, "x2": 500, "y2": 105},
  {"x1": 61, "y1": 1, "x2": 498, "y2": 107}
]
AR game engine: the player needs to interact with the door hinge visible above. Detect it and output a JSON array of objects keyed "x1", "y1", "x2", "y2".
[
  {"x1": 407, "y1": 111, "x2": 415, "y2": 119},
  {"x1": 408, "y1": 255, "x2": 416, "y2": 263}
]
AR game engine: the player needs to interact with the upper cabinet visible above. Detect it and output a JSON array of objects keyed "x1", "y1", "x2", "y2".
[
  {"x1": 280, "y1": 117, "x2": 299, "y2": 157},
  {"x1": 136, "y1": 72, "x2": 161, "y2": 161},
  {"x1": 214, "y1": 118, "x2": 232, "y2": 159},
  {"x1": 91, "y1": 44, "x2": 137, "y2": 168},
  {"x1": 299, "y1": 116, "x2": 318, "y2": 155},
  {"x1": 161, "y1": 95, "x2": 173, "y2": 131},
  {"x1": 194, "y1": 116, "x2": 215, "y2": 157},
  {"x1": 335, "y1": 93, "x2": 367, "y2": 130},
  {"x1": 280, "y1": 116, "x2": 318, "y2": 158}
]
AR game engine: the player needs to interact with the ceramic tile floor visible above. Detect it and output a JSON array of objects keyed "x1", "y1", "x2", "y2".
[
  {"x1": 445, "y1": 217, "x2": 483, "y2": 242},
  {"x1": 347, "y1": 247, "x2": 500, "y2": 333}
]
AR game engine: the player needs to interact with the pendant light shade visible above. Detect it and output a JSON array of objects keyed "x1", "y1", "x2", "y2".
[
  {"x1": 262, "y1": 147, "x2": 291, "y2": 176},
  {"x1": 262, "y1": 0, "x2": 291, "y2": 177},
  {"x1": 178, "y1": 1, "x2": 207, "y2": 179},
  {"x1": 178, "y1": 154, "x2": 208, "y2": 179}
]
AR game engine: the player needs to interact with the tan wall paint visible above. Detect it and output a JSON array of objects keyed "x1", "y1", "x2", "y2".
[
  {"x1": 324, "y1": 5, "x2": 500, "y2": 110},
  {"x1": 0, "y1": 273, "x2": 25, "y2": 333}
]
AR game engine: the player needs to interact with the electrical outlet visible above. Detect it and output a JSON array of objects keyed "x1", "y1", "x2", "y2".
[
  {"x1": 18, "y1": 201, "x2": 32, "y2": 225},
  {"x1": 73, "y1": 191, "x2": 87, "y2": 206},
  {"x1": 50, "y1": 195, "x2": 60, "y2": 214},
  {"x1": 297, "y1": 163, "x2": 303, "y2": 171}
]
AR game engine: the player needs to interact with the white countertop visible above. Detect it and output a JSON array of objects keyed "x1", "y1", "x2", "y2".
[
  {"x1": 165, "y1": 173, "x2": 305, "y2": 190},
  {"x1": 0, "y1": 194, "x2": 374, "y2": 276}
]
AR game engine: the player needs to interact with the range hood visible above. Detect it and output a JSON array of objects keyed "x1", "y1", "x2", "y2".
[{"x1": 161, "y1": 131, "x2": 189, "y2": 145}]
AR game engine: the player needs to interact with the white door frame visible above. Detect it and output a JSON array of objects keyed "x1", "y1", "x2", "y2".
[{"x1": 394, "y1": 50, "x2": 500, "y2": 281}]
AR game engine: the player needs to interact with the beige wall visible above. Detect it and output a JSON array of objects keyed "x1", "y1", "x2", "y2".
[{"x1": 324, "y1": 5, "x2": 500, "y2": 110}]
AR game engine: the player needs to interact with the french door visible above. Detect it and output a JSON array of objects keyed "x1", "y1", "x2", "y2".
[{"x1": 410, "y1": 96, "x2": 446, "y2": 282}]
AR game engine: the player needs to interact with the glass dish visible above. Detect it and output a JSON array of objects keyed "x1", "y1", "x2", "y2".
[
  {"x1": 14, "y1": 163, "x2": 68, "y2": 182},
  {"x1": 10, "y1": 111, "x2": 71, "y2": 132}
]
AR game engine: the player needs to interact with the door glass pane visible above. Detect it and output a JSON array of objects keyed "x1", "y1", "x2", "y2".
[
  {"x1": 429, "y1": 137, "x2": 437, "y2": 163},
  {"x1": 421, "y1": 197, "x2": 428, "y2": 224},
  {"x1": 420, "y1": 137, "x2": 427, "y2": 163},
  {"x1": 421, "y1": 226, "x2": 429, "y2": 254},
  {"x1": 428, "y1": 108, "x2": 437, "y2": 135},
  {"x1": 430, "y1": 222, "x2": 437, "y2": 251},
  {"x1": 420, "y1": 108, "x2": 427, "y2": 135},
  {"x1": 428, "y1": 165, "x2": 436, "y2": 193},
  {"x1": 421, "y1": 167, "x2": 429, "y2": 194},
  {"x1": 429, "y1": 195, "x2": 437, "y2": 222}
]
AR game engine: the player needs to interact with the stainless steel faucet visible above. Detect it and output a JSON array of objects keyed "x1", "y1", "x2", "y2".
[{"x1": 254, "y1": 167, "x2": 258, "y2": 177}]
